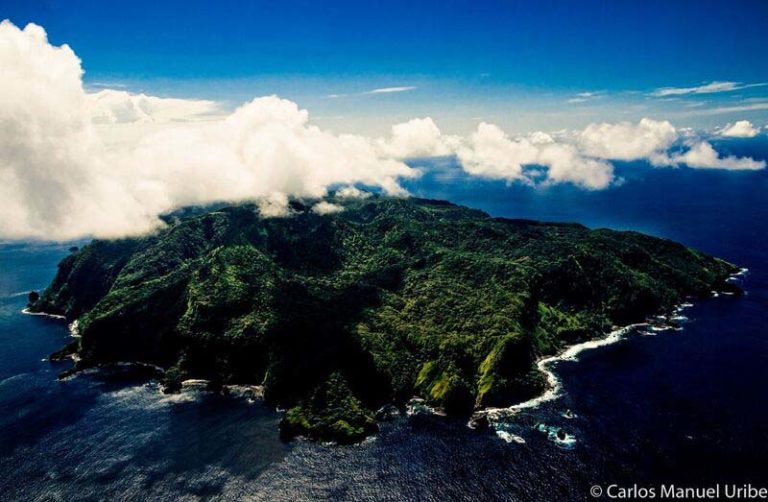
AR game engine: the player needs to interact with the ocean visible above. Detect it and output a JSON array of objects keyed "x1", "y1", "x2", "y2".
[{"x1": 1, "y1": 139, "x2": 767, "y2": 500}]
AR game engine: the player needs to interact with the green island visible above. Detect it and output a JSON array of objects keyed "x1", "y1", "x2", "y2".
[{"x1": 30, "y1": 195, "x2": 740, "y2": 444}]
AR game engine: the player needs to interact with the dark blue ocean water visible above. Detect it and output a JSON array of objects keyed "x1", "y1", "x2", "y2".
[{"x1": 1, "y1": 140, "x2": 767, "y2": 500}]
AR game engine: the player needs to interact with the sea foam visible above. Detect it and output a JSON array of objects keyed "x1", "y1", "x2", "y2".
[{"x1": 20, "y1": 308, "x2": 65, "y2": 320}]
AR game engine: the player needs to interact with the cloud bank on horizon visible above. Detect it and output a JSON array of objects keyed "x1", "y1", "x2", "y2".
[{"x1": 0, "y1": 21, "x2": 765, "y2": 240}]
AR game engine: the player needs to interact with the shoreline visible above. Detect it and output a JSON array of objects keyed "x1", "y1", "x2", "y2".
[
  {"x1": 22, "y1": 267, "x2": 749, "y2": 443},
  {"x1": 481, "y1": 266, "x2": 749, "y2": 441},
  {"x1": 21, "y1": 308, "x2": 80, "y2": 337},
  {"x1": 480, "y1": 321, "x2": 650, "y2": 431},
  {"x1": 20, "y1": 307, "x2": 66, "y2": 320}
]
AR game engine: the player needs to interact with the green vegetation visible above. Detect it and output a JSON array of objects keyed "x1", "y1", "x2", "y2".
[
  {"x1": 32, "y1": 195, "x2": 739, "y2": 443},
  {"x1": 280, "y1": 372, "x2": 379, "y2": 444}
]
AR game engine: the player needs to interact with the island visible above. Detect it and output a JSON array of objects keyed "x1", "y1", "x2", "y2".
[{"x1": 29, "y1": 195, "x2": 740, "y2": 444}]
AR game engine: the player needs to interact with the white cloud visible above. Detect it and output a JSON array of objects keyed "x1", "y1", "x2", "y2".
[
  {"x1": 335, "y1": 186, "x2": 371, "y2": 199},
  {"x1": 257, "y1": 192, "x2": 292, "y2": 218},
  {"x1": 121, "y1": 96, "x2": 415, "y2": 215},
  {"x1": 376, "y1": 117, "x2": 453, "y2": 158},
  {"x1": 650, "y1": 81, "x2": 767, "y2": 97},
  {"x1": 454, "y1": 123, "x2": 614, "y2": 189},
  {"x1": 683, "y1": 101, "x2": 768, "y2": 116},
  {"x1": 88, "y1": 90, "x2": 223, "y2": 148},
  {"x1": 537, "y1": 143, "x2": 613, "y2": 190},
  {"x1": 672, "y1": 142, "x2": 765, "y2": 170},
  {"x1": 528, "y1": 131, "x2": 555, "y2": 145},
  {"x1": 88, "y1": 89, "x2": 219, "y2": 124},
  {"x1": 456, "y1": 123, "x2": 539, "y2": 182},
  {"x1": 0, "y1": 21, "x2": 415, "y2": 240},
  {"x1": 327, "y1": 87, "x2": 416, "y2": 98},
  {"x1": 364, "y1": 86, "x2": 416, "y2": 94},
  {"x1": 436, "y1": 118, "x2": 762, "y2": 187},
  {"x1": 0, "y1": 20, "x2": 156, "y2": 240},
  {"x1": 718, "y1": 120, "x2": 760, "y2": 138},
  {"x1": 312, "y1": 201, "x2": 344, "y2": 215},
  {"x1": 577, "y1": 118, "x2": 678, "y2": 161},
  {"x1": 573, "y1": 119, "x2": 761, "y2": 169},
  {"x1": 567, "y1": 91, "x2": 602, "y2": 104}
]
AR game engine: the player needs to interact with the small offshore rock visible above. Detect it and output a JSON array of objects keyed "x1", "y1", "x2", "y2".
[{"x1": 27, "y1": 291, "x2": 40, "y2": 304}]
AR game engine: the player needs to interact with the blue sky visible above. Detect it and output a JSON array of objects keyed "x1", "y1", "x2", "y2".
[
  {"x1": 2, "y1": 0, "x2": 768, "y2": 133},
  {"x1": 1, "y1": 3, "x2": 767, "y2": 240}
]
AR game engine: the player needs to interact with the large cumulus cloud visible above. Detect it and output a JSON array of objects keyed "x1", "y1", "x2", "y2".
[
  {"x1": 124, "y1": 96, "x2": 415, "y2": 212},
  {"x1": 449, "y1": 123, "x2": 612, "y2": 190},
  {"x1": 576, "y1": 118, "x2": 678, "y2": 161},
  {"x1": 0, "y1": 21, "x2": 413, "y2": 240},
  {"x1": 0, "y1": 21, "x2": 155, "y2": 240},
  {"x1": 456, "y1": 123, "x2": 539, "y2": 181}
]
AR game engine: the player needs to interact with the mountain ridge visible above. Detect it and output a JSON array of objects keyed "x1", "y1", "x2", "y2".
[{"x1": 30, "y1": 195, "x2": 740, "y2": 443}]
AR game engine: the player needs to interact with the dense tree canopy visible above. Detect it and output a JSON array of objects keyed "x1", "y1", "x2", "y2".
[{"x1": 32, "y1": 195, "x2": 738, "y2": 442}]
